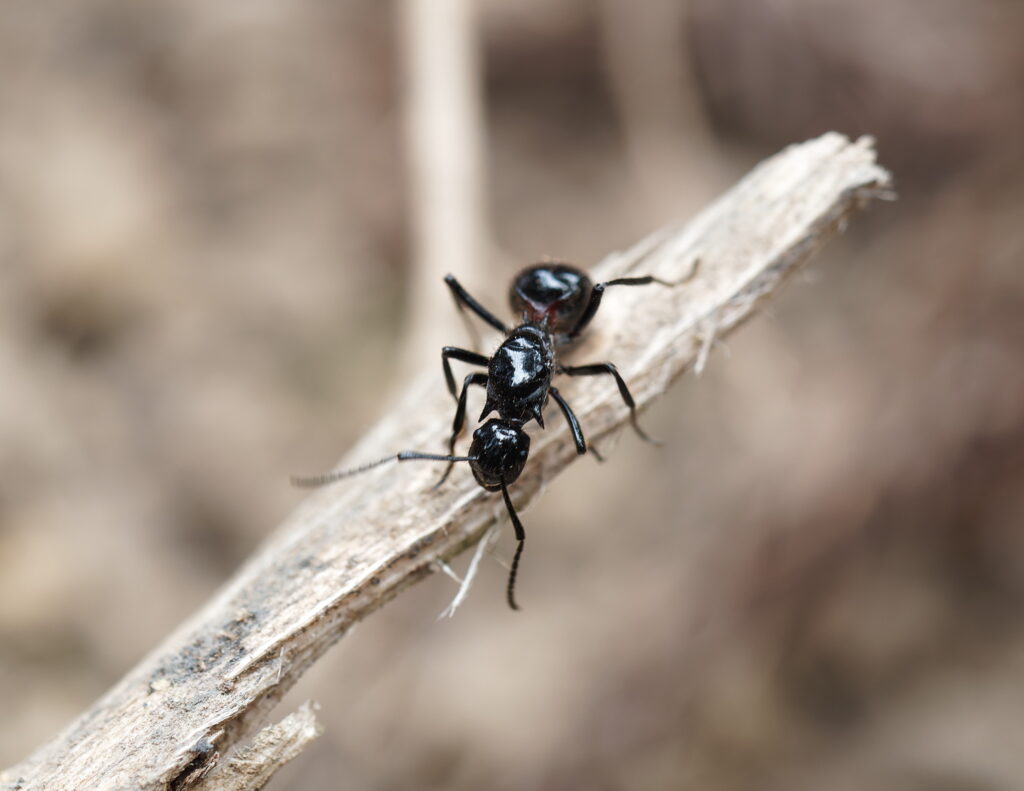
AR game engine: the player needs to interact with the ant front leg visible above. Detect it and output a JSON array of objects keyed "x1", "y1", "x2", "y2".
[
  {"x1": 560, "y1": 362, "x2": 659, "y2": 445},
  {"x1": 441, "y1": 346, "x2": 490, "y2": 400},
  {"x1": 434, "y1": 372, "x2": 488, "y2": 488},
  {"x1": 499, "y1": 480, "x2": 526, "y2": 611},
  {"x1": 444, "y1": 275, "x2": 509, "y2": 347}
]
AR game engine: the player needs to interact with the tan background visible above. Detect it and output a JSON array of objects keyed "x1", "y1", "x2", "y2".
[{"x1": 2, "y1": 1, "x2": 1024, "y2": 789}]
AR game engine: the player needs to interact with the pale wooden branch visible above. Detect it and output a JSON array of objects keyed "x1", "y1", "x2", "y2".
[
  {"x1": 1, "y1": 133, "x2": 892, "y2": 791},
  {"x1": 191, "y1": 703, "x2": 322, "y2": 791}
]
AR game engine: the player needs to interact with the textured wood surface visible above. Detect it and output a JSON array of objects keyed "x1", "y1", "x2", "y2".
[{"x1": 2, "y1": 133, "x2": 892, "y2": 791}]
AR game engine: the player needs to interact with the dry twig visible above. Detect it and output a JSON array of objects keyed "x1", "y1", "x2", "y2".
[{"x1": 1, "y1": 133, "x2": 891, "y2": 791}]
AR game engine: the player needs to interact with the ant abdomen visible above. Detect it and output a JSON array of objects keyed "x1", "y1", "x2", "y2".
[{"x1": 509, "y1": 263, "x2": 592, "y2": 335}]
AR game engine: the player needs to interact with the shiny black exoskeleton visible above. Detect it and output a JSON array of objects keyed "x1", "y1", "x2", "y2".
[
  {"x1": 438, "y1": 262, "x2": 670, "y2": 472},
  {"x1": 427, "y1": 262, "x2": 674, "y2": 607},
  {"x1": 468, "y1": 419, "x2": 530, "y2": 491},
  {"x1": 293, "y1": 262, "x2": 676, "y2": 611},
  {"x1": 481, "y1": 324, "x2": 555, "y2": 426},
  {"x1": 509, "y1": 264, "x2": 592, "y2": 340}
]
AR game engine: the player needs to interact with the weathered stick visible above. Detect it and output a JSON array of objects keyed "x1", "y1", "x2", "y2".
[{"x1": 1, "y1": 133, "x2": 892, "y2": 791}]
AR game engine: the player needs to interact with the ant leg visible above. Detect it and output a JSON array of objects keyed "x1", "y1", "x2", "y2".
[
  {"x1": 550, "y1": 387, "x2": 604, "y2": 459},
  {"x1": 435, "y1": 372, "x2": 488, "y2": 488},
  {"x1": 445, "y1": 274, "x2": 509, "y2": 337},
  {"x1": 567, "y1": 275, "x2": 677, "y2": 340},
  {"x1": 442, "y1": 346, "x2": 490, "y2": 400},
  {"x1": 560, "y1": 362, "x2": 660, "y2": 445},
  {"x1": 499, "y1": 480, "x2": 526, "y2": 611},
  {"x1": 549, "y1": 386, "x2": 587, "y2": 456}
]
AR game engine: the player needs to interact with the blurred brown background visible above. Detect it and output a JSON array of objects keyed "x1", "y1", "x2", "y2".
[{"x1": 2, "y1": 1, "x2": 1024, "y2": 789}]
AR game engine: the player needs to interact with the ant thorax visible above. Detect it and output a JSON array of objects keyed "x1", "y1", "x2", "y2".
[{"x1": 482, "y1": 324, "x2": 555, "y2": 427}]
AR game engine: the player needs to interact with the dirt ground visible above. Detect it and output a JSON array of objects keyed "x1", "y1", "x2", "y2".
[{"x1": 2, "y1": 1, "x2": 1024, "y2": 789}]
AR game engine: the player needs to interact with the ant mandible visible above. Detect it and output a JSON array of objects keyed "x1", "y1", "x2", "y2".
[{"x1": 293, "y1": 262, "x2": 676, "y2": 610}]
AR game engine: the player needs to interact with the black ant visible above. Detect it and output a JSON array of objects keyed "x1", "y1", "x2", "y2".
[{"x1": 293, "y1": 263, "x2": 676, "y2": 610}]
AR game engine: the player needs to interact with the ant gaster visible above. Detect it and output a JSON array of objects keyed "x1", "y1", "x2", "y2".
[{"x1": 293, "y1": 262, "x2": 676, "y2": 611}]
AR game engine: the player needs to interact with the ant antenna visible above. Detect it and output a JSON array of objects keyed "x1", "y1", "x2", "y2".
[
  {"x1": 291, "y1": 452, "x2": 476, "y2": 489},
  {"x1": 499, "y1": 480, "x2": 526, "y2": 610}
]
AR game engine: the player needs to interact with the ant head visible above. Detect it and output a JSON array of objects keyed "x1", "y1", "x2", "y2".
[
  {"x1": 469, "y1": 419, "x2": 530, "y2": 491},
  {"x1": 509, "y1": 264, "x2": 592, "y2": 334}
]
